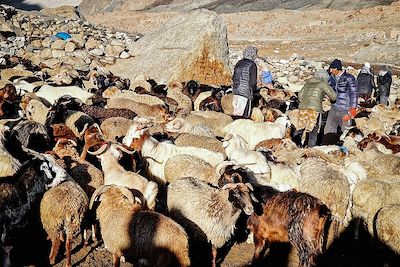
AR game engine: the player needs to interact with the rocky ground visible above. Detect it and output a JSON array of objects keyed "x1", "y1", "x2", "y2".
[
  {"x1": 1, "y1": 2, "x2": 400, "y2": 267},
  {"x1": 84, "y1": 1, "x2": 400, "y2": 67}
]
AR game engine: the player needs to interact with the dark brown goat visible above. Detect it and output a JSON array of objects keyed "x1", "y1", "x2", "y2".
[
  {"x1": 247, "y1": 186, "x2": 330, "y2": 267},
  {"x1": 358, "y1": 132, "x2": 400, "y2": 154}
]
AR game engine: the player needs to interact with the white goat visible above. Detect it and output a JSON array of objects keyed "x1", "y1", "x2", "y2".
[
  {"x1": 88, "y1": 143, "x2": 158, "y2": 210},
  {"x1": 222, "y1": 133, "x2": 271, "y2": 185},
  {"x1": 34, "y1": 84, "x2": 94, "y2": 104},
  {"x1": 122, "y1": 121, "x2": 225, "y2": 182},
  {"x1": 222, "y1": 115, "x2": 291, "y2": 150}
]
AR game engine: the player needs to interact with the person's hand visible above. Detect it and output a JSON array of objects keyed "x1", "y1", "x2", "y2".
[{"x1": 349, "y1": 108, "x2": 357, "y2": 118}]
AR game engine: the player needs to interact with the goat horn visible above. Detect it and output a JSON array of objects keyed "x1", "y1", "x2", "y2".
[
  {"x1": 245, "y1": 182, "x2": 254, "y2": 191},
  {"x1": 92, "y1": 123, "x2": 104, "y2": 136},
  {"x1": 223, "y1": 133, "x2": 233, "y2": 142},
  {"x1": 89, "y1": 185, "x2": 112, "y2": 210},
  {"x1": 78, "y1": 123, "x2": 89, "y2": 137},
  {"x1": 215, "y1": 160, "x2": 237, "y2": 176},
  {"x1": 116, "y1": 143, "x2": 136, "y2": 155},
  {"x1": 222, "y1": 183, "x2": 240, "y2": 190},
  {"x1": 87, "y1": 142, "x2": 110, "y2": 156},
  {"x1": 114, "y1": 186, "x2": 137, "y2": 205}
]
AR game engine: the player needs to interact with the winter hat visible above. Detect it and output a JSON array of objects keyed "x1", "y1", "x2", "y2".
[
  {"x1": 314, "y1": 69, "x2": 330, "y2": 82},
  {"x1": 329, "y1": 59, "x2": 343, "y2": 70},
  {"x1": 364, "y1": 62, "x2": 371, "y2": 69},
  {"x1": 243, "y1": 46, "x2": 258, "y2": 60}
]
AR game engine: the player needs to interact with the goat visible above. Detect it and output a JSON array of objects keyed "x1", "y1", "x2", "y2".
[
  {"x1": 90, "y1": 185, "x2": 190, "y2": 267},
  {"x1": 88, "y1": 142, "x2": 158, "y2": 210},
  {"x1": 358, "y1": 132, "x2": 400, "y2": 154},
  {"x1": 247, "y1": 185, "x2": 331, "y2": 267},
  {"x1": 167, "y1": 177, "x2": 254, "y2": 267}
]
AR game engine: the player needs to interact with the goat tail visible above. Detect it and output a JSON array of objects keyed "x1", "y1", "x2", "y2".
[{"x1": 143, "y1": 181, "x2": 158, "y2": 210}]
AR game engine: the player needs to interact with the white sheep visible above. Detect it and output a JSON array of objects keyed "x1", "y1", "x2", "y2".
[{"x1": 222, "y1": 115, "x2": 291, "y2": 150}]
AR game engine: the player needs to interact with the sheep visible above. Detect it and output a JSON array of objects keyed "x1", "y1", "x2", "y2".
[
  {"x1": 64, "y1": 111, "x2": 95, "y2": 138},
  {"x1": 90, "y1": 185, "x2": 190, "y2": 267},
  {"x1": 107, "y1": 97, "x2": 169, "y2": 122},
  {"x1": 88, "y1": 142, "x2": 158, "y2": 210},
  {"x1": 25, "y1": 99, "x2": 50, "y2": 125},
  {"x1": 165, "y1": 117, "x2": 216, "y2": 137},
  {"x1": 100, "y1": 117, "x2": 134, "y2": 141},
  {"x1": 221, "y1": 93, "x2": 233, "y2": 115},
  {"x1": 247, "y1": 185, "x2": 331, "y2": 267},
  {"x1": 40, "y1": 178, "x2": 89, "y2": 267},
  {"x1": 52, "y1": 139, "x2": 104, "y2": 197},
  {"x1": 167, "y1": 177, "x2": 254, "y2": 267},
  {"x1": 182, "y1": 111, "x2": 233, "y2": 137},
  {"x1": 166, "y1": 81, "x2": 192, "y2": 113},
  {"x1": 375, "y1": 204, "x2": 400, "y2": 255},
  {"x1": 194, "y1": 91, "x2": 212, "y2": 111},
  {"x1": 222, "y1": 115, "x2": 291, "y2": 150},
  {"x1": 0, "y1": 124, "x2": 21, "y2": 178},
  {"x1": 122, "y1": 122, "x2": 225, "y2": 182},
  {"x1": 174, "y1": 133, "x2": 225, "y2": 155},
  {"x1": 198, "y1": 88, "x2": 226, "y2": 112},
  {"x1": 110, "y1": 90, "x2": 165, "y2": 106},
  {"x1": 80, "y1": 104, "x2": 137, "y2": 123},
  {"x1": 222, "y1": 133, "x2": 271, "y2": 185},
  {"x1": 358, "y1": 132, "x2": 400, "y2": 154},
  {"x1": 164, "y1": 155, "x2": 233, "y2": 185},
  {"x1": 34, "y1": 84, "x2": 94, "y2": 104}
]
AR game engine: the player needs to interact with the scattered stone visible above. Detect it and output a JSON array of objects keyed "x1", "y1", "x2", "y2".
[
  {"x1": 64, "y1": 41, "x2": 76, "y2": 52},
  {"x1": 50, "y1": 39, "x2": 65, "y2": 50},
  {"x1": 288, "y1": 75, "x2": 299, "y2": 83},
  {"x1": 119, "y1": 51, "x2": 130, "y2": 59}
]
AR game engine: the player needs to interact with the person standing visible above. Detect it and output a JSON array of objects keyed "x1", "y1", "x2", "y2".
[
  {"x1": 323, "y1": 59, "x2": 358, "y2": 138},
  {"x1": 297, "y1": 69, "x2": 336, "y2": 147},
  {"x1": 357, "y1": 64, "x2": 376, "y2": 102},
  {"x1": 377, "y1": 65, "x2": 392, "y2": 106},
  {"x1": 232, "y1": 46, "x2": 258, "y2": 118}
]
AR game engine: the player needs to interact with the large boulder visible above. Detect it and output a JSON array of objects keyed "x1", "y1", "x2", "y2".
[{"x1": 107, "y1": 9, "x2": 233, "y2": 85}]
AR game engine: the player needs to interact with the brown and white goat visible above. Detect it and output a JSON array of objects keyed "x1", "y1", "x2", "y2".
[
  {"x1": 358, "y1": 132, "x2": 400, "y2": 154},
  {"x1": 247, "y1": 186, "x2": 330, "y2": 267}
]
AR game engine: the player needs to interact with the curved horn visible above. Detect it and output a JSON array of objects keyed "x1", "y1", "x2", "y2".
[
  {"x1": 89, "y1": 185, "x2": 112, "y2": 210},
  {"x1": 92, "y1": 123, "x2": 104, "y2": 135},
  {"x1": 114, "y1": 186, "x2": 136, "y2": 204},
  {"x1": 245, "y1": 182, "x2": 254, "y2": 191},
  {"x1": 215, "y1": 160, "x2": 236, "y2": 176},
  {"x1": 222, "y1": 182, "x2": 240, "y2": 190},
  {"x1": 87, "y1": 142, "x2": 110, "y2": 156},
  {"x1": 223, "y1": 133, "x2": 233, "y2": 142},
  {"x1": 78, "y1": 123, "x2": 89, "y2": 137},
  {"x1": 115, "y1": 143, "x2": 136, "y2": 155}
]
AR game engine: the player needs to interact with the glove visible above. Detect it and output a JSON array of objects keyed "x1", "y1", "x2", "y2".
[
  {"x1": 342, "y1": 108, "x2": 357, "y2": 122},
  {"x1": 349, "y1": 108, "x2": 357, "y2": 118}
]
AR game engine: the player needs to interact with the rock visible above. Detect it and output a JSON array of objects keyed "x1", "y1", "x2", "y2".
[
  {"x1": 40, "y1": 48, "x2": 53, "y2": 60},
  {"x1": 71, "y1": 35, "x2": 85, "y2": 48},
  {"x1": 279, "y1": 59, "x2": 289, "y2": 65},
  {"x1": 73, "y1": 50, "x2": 90, "y2": 60},
  {"x1": 277, "y1": 77, "x2": 288, "y2": 84},
  {"x1": 85, "y1": 37, "x2": 100, "y2": 50},
  {"x1": 63, "y1": 56, "x2": 87, "y2": 69},
  {"x1": 105, "y1": 44, "x2": 124, "y2": 57},
  {"x1": 42, "y1": 58, "x2": 61, "y2": 69},
  {"x1": 119, "y1": 51, "x2": 130, "y2": 59},
  {"x1": 51, "y1": 39, "x2": 65, "y2": 50},
  {"x1": 42, "y1": 37, "x2": 53, "y2": 48},
  {"x1": 288, "y1": 75, "x2": 299, "y2": 83},
  {"x1": 89, "y1": 48, "x2": 104, "y2": 56},
  {"x1": 52, "y1": 49, "x2": 66, "y2": 58},
  {"x1": 65, "y1": 41, "x2": 76, "y2": 52},
  {"x1": 108, "y1": 9, "x2": 232, "y2": 85},
  {"x1": 31, "y1": 39, "x2": 42, "y2": 49}
]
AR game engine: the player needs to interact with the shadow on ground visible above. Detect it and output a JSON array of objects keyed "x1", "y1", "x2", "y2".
[{"x1": 0, "y1": 0, "x2": 42, "y2": 11}]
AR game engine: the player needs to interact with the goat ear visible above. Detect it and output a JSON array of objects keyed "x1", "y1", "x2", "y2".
[{"x1": 223, "y1": 133, "x2": 233, "y2": 141}]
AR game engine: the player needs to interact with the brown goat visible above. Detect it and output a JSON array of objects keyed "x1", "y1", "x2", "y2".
[
  {"x1": 247, "y1": 186, "x2": 330, "y2": 267},
  {"x1": 50, "y1": 124, "x2": 78, "y2": 143},
  {"x1": 358, "y1": 132, "x2": 400, "y2": 154}
]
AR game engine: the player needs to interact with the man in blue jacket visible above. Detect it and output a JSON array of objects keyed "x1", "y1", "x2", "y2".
[{"x1": 324, "y1": 59, "x2": 358, "y2": 136}]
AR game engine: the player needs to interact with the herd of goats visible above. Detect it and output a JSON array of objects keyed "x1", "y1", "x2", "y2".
[{"x1": 0, "y1": 54, "x2": 400, "y2": 267}]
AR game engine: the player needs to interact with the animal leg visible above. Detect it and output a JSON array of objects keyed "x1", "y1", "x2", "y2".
[
  {"x1": 211, "y1": 245, "x2": 217, "y2": 267},
  {"x1": 49, "y1": 235, "x2": 61, "y2": 265},
  {"x1": 253, "y1": 238, "x2": 267, "y2": 263},
  {"x1": 91, "y1": 224, "x2": 97, "y2": 243},
  {"x1": 113, "y1": 253, "x2": 121, "y2": 267},
  {"x1": 65, "y1": 234, "x2": 72, "y2": 267}
]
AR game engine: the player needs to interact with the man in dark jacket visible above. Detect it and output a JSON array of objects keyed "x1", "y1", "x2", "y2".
[
  {"x1": 232, "y1": 46, "x2": 258, "y2": 118},
  {"x1": 323, "y1": 59, "x2": 358, "y2": 138},
  {"x1": 377, "y1": 65, "x2": 392, "y2": 106},
  {"x1": 357, "y1": 65, "x2": 376, "y2": 102}
]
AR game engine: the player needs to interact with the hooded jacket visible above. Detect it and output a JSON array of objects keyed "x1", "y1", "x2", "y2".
[
  {"x1": 299, "y1": 77, "x2": 337, "y2": 112},
  {"x1": 357, "y1": 67, "x2": 376, "y2": 94},
  {"x1": 232, "y1": 58, "x2": 257, "y2": 100},
  {"x1": 329, "y1": 71, "x2": 358, "y2": 111},
  {"x1": 377, "y1": 71, "x2": 392, "y2": 97}
]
